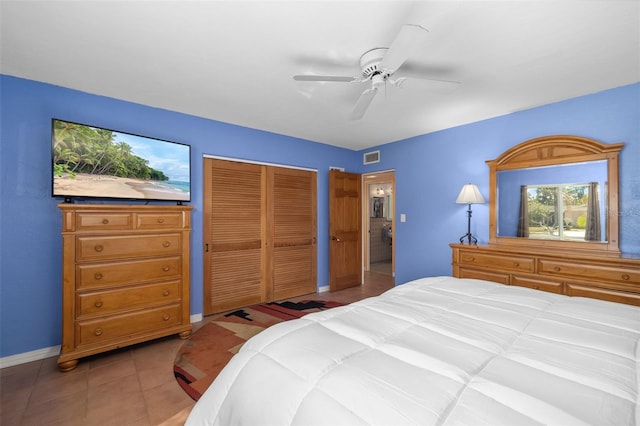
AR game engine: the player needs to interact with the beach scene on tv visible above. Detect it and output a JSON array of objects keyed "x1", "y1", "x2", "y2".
[{"x1": 52, "y1": 120, "x2": 190, "y2": 202}]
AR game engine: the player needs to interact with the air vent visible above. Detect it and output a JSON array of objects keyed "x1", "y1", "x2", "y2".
[{"x1": 363, "y1": 150, "x2": 380, "y2": 165}]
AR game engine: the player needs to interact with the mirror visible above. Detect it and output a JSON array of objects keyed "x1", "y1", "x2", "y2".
[
  {"x1": 497, "y1": 161, "x2": 607, "y2": 241},
  {"x1": 487, "y1": 135, "x2": 623, "y2": 255}
]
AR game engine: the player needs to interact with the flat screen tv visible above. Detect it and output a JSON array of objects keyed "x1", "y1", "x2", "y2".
[{"x1": 52, "y1": 119, "x2": 191, "y2": 203}]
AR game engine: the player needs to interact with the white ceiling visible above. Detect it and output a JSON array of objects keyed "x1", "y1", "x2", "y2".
[{"x1": 1, "y1": 1, "x2": 639, "y2": 151}]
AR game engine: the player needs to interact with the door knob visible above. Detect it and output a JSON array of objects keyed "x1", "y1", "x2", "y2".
[{"x1": 331, "y1": 236, "x2": 341, "y2": 242}]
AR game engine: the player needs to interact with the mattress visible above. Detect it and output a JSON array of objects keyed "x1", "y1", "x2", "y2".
[{"x1": 186, "y1": 276, "x2": 640, "y2": 425}]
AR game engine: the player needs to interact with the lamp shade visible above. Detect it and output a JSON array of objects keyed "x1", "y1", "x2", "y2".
[{"x1": 456, "y1": 184, "x2": 485, "y2": 204}]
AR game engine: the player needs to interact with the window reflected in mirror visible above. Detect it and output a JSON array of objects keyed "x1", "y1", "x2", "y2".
[
  {"x1": 518, "y1": 183, "x2": 601, "y2": 241},
  {"x1": 497, "y1": 160, "x2": 608, "y2": 242}
]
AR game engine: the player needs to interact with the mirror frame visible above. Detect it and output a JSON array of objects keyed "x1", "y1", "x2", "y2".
[{"x1": 486, "y1": 135, "x2": 623, "y2": 255}]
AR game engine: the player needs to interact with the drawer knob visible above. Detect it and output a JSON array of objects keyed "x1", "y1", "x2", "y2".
[
  {"x1": 163, "y1": 290, "x2": 170, "y2": 296},
  {"x1": 157, "y1": 218, "x2": 165, "y2": 223},
  {"x1": 94, "y1": 273, "x2": 103, "y2": 280},
  {"x1": 94, "y1": 328, "x2": 103, "y2": 336},
  {"x1": 622, "y1": 274, "x2": 630, "y2": 280},
  {"x1": 162, "y1": 241, "x2": 171, "y2": 248},
  {"x1": 102, "y1": 218, "x2": 109, "y2": 225},
  {"x1": 162, "y1": 314, "x2": 170, "y2": 321},
  {"x1": 513, "y1": 262, "x2": 520, "y2": 267},
  {"x1": 553, "y1": 267, "x2": 561, "y2": 272},
  {"x1": 94, "y1": 300, "x2": 103, "y2": 308},
  {"x1": 162, "y1": 265, "x2": 170, "y2": 272},
  {"x1": 94, "y1": 245, "x2": 104, "y2": 252}
]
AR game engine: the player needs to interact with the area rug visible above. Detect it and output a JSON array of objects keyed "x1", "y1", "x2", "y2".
[{"x1": 173, "y1": 300, "x2": 344, "y2": 401}]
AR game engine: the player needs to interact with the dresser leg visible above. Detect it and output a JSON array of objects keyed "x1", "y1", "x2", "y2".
[
  {"x1": 57, "y1": 358, "x2": 79, "y2": 372},
  {"x1": 178, "y1": 330, "x2": 192, "y2": 340}
]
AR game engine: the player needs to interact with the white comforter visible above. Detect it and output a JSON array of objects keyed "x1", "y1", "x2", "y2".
[{"x1": 186, "y1": 276, "x2": 640, "y2": 425}]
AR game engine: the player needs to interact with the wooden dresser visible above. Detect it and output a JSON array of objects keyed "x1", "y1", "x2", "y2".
[
  {"x1": 57, "y1": 204, "x2": 193, "y2": 371},
  {"x1": 451, "y1": 243, "x2": 640, "y2": 306}
]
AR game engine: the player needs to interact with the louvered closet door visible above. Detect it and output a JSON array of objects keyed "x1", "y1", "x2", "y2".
[
  {"x1": 268, "y1": 167, "x2": 317, "y2": 300},
  {"x1": 204, "y1": 159, "x2": 317, "y2": 315},
  {"x1": 203, "y1": 159, "x2": 266, "y2": 315}
]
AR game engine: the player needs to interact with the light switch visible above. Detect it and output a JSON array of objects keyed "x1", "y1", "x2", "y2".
[{"x1": 400, "y1": 214, "x2": 406, "y2": 222}]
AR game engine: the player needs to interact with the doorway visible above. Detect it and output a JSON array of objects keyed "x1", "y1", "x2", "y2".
[{"x1": 363, "y1": 171, "x2": 395, "y2": 277}]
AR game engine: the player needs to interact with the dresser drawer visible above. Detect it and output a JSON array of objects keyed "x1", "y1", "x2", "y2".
[
  {"x1": 136, "y1": 213, "x2": 184, "y2": 230},
  {"x1": 566, "y1": 283, "x2": 640, "y2": 306},
  {"x1": 77, "y1": 234, "x2": 182, "y2": 261},
  {"x1": 76, "y1": 212, "x2": 133, "y2": 231},
  {"x1": 458, "y1": 268, "x2": 510, "y2": 284},
  {"x1": 458, "y1": 251, "x2": 534, "y2": 273},
  {"x1": 77, "y1": 304, "x2": 182, "y2": 346},
  {"x1": 538, "y1": 259, "x2": 640, "y2": 284},
  {"x1": 77, "y1": 257, "x2": 181, "y2": 290},
  {"x1": 77, "y1": 281, "x2": 180, "y2": 317},
  {"x1": 512, "y1": 276, "x2": 564, "y2": 294}
]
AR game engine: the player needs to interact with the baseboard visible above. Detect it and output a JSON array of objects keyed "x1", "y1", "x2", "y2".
[
  {"x1": 318, "y1": 285, "x2": 330, "y2": 293},
  {"x1": 190, "y1": 313, "x2": 203, "y2": 324},
  {"x1": 0, "y1": 345, "x2": 60, "y2": 369}
]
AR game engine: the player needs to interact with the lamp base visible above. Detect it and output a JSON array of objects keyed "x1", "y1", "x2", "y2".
[{"x1": 459, "y1": 233, "x2": 478, "y2": 245}]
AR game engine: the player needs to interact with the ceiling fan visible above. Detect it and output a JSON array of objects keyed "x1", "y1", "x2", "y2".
[{"x1": 293, "y1": 24, "x2": 460, "y2": 120}]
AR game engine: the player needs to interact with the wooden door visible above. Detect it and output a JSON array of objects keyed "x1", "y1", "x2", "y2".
[
  {"x1": 268, "y1": 166, "x2": 317, "y2": 300},
  {"x1": 329, "y1": 170, "x2": 362, "y2": 291},
  {"x1": 203, "y1": 159, "x2": 266, "y2": 315},
  {"x1": 203, "y1": 159, "x2": 317, "y2": 315}
]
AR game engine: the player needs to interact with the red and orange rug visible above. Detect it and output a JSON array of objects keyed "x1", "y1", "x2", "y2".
[{"x1": 173, "y1": 300, "x2": 344, "y2": 401}]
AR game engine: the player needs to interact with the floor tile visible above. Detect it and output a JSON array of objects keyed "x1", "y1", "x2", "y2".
[{"x1": 0, "y1": 273, "x2": 393, "y2": 425}]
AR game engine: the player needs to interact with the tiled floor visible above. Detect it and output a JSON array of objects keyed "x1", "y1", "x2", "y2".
[
  {"x1": 370, "y1": 260, "x2": 393, "y2": 276},
  {"x1": 0, "y1": 272, "x2": 394, "y2": 425}
]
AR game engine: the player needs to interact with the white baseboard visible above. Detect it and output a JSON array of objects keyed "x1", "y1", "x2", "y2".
[
  {"x1": 0, "y1": 345, "x2": 60, "y2": 369},
  {"x1": 190, "y1": 313, "x2": 203, "y2": 324},
  {"x1": 318, "y1": 285, "x2": 330, "y2": 293}
]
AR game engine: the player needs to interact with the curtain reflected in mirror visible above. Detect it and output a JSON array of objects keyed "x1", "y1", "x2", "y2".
[{"x1": 516, "y1": 183, "x2": 601, "y2": 241}]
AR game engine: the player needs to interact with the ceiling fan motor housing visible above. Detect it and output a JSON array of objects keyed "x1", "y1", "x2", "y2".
[{"x1": 359, "y1": 48, "x2": 389, "y2": 80}]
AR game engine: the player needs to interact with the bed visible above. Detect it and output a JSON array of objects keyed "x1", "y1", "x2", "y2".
[{"x1": 186, "y1": 276, "x2": 640, "y2": 425}]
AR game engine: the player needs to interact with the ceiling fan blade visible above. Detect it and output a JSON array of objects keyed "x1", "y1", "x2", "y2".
[
  {"x1": 349, "y1": 87, "x2": 378, "y2": 120},
  {"x1": 293, "y1": 75, "x2": 358, "y2": 82},
  {"x1": 395, "y1": 77, "x2": 461, "y2": 92},
  {"x1": 380, "y1": 24, "x2": 429, "y2": 73}
]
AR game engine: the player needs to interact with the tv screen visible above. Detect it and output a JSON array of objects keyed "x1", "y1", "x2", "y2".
[{"x1": 52, "y1": 119, "x2": 191, "y2": 203}]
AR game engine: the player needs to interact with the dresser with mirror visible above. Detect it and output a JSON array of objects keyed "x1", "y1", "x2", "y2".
[{"x1": 451, "y1": 135, "x2": 640, "y2": 306}]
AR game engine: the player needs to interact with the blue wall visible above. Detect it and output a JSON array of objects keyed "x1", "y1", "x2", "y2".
[
  {"x1": 1, "y1": 74, "x2": 639, "y2": 359},
  {"x1": 357, "y1": 82, "x2": 640, "y2": 284},
  {"x1": 0, "y1": 75, "x2": 358, "y2": 358}
]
